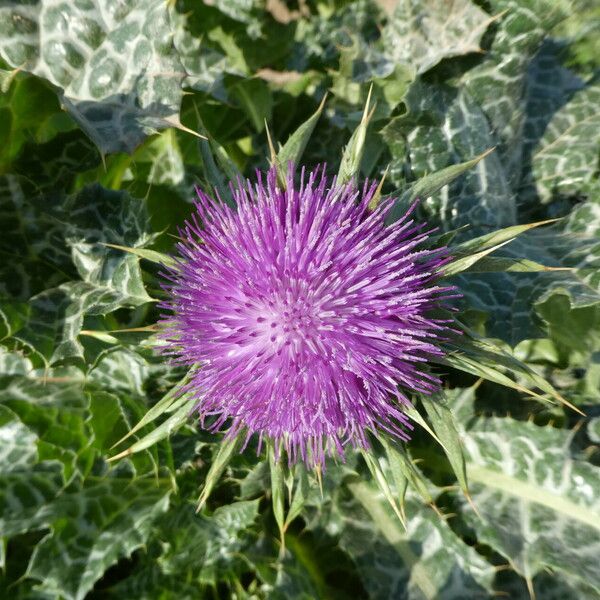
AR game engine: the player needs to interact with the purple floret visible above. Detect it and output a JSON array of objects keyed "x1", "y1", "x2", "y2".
[{"x1": 159, "y1": 165, "x2": 453, "y2": 467}]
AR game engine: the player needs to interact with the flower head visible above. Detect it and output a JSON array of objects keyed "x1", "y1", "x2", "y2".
[{"x1": 160, "y1": 166, "x2": 452, "y2": 467}]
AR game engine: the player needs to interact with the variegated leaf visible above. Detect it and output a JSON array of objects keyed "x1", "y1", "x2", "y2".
[{"x1": 383, "y1": 0, "x2": 494, "y2": 74}]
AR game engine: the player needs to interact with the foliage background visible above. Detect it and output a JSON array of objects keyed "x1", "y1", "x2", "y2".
[{"x1": 0, "y1": 0, "x2": 599, "y2": 598}]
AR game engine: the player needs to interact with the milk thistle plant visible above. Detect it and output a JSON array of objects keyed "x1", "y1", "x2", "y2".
[
  {"x1": 1, "y1": 1, "x2": 598, "y2": 598},
  {"x1": 111, "y1": 96, "x2": 582, "y2": 521},
  {"x1": 105, "y1": 89, "x2": 596, "y2": 591}
]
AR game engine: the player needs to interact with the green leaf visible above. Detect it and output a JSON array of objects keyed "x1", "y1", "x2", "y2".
[
  {"x1": 0, "y1": 175, "x2": 71, "y2": 305},
  {"x1": 380, "y1": 439, "x2": 434, "y2": 509},
  {"x1": 419, "y1": 393, "x2": 469, "y2": 495},
  {"x1": 89, "y1": 391, "x2": 135, "y2": 453},
  {"x1": 451, "y1": 219, "x2": 558, "y2": 258},
  {"x1": 172, "y1": 9, "x2": 245, "y2": 100},
  {"x1": 229, "y1": 78, "x2": 272, "y2": 133},
  {"x1": 386, "y1": 148, "x2": 495, "y2": 223},
  {"x1": 195, "y1": 113, "x2": 242, "y2": 207},
  {"x1": 409, "y1": 148, "x2": 496, "y2": 203},
  {"x1": 269, "y1": 444, "x2": 287, "y2": 547},
  {"x1": 463, "y1": 0, "x2": 567, "y2": 184},
  {"x1": 0, "y1": 347, "x2": 33, "y2": 376},
  {"x1": 444, "y1": 216, "x2": 573, "y2": 278},
  {"x1": 206, "y1": 133, "x2": 243, "y2": 187},
  {"x1": 112, "y1": 371, "x2": 192, "y2": 449},
  {"x1": 269, "y1": 533, "x2": 329, "y2": 599},
  {"x1": 101, "y1": 243, "x2": 176, "y2": 269},
  {"x1": 64, "y1": 186, "x2": 156, "y2": 294},
  {"x1": 455, "y1": 213, "x2": 600, "y2": 344},
  {"x1": 460, "y1": 416, "x2": 600, "y2": 592},
  {"x1": 517, "y1": 40, "x2": 588, "y2": 208},
  {"x1": 383, "y1": 0, "x2": 495, "y2": 74},
  {"x1": 276, "y1": 94, "x2": 327, "y2": 180},
  {"x1": 0, "y1": 1, "x2": 188, "y2": 154},
  {"x1": 206, "y1": 0, "x2": 265, "y2": 36},
  {"x1": 438, "y1": 333, "x2": 580, "y2": 414},
  {"x1": 463, "y1": 255, "x2": 571, "y2": 273},
  {"x1": 0, "y1": 75, "x2": 74, "y2": 170},
  {"x1": 285, "y1": 465, "x2": 310, "y2": 530},
  {"x1": 1, "y1": 183, "x2": 157, "y2": 365},
  {"x1": 196, "y1": 436, "x2": 241, "y2": 512},
  {"x1": 0, "y1": 381, "x2": 93, "y2": 542},
  {"x1": 0, "y1": 462, "x2": 65, "y2": 538},
  {"x1": 443, "y1": 239, "x2": 513, "y2": 277},
  {"x1": 109, "y1": 395, "x2": 196, "y2": 462},
  {"x1": 1, "y1": 376, "x2": 94, "y2": 481},
  {"x1": 88, "y1": 349, "x2": 150, "y2": 397},
  {"x1": 134, "y1": 129, "x2": 186, "y2": 188},
  {"x1": 337, "y1": 86, "x2": 375, "y2": 185},
  {"x1": 360, "y1": 448, "x2": 406, "y2": 526},
  {"x1": 339, "y1": 481, "x2": 495, "y2": 600},
  {"x1": 26, "y1": 476, "x2": 171, "y2": 600},
  {"x1": 522, "y1": 80, "x2": 600, "y2": 204},
  {"x1": 0, "y1": 300, "x2": 29, "y2": 341},
  {"x1": 157, "y1": 500, "x2": 260, "y2": 582},
  {"x1": 0, "y1": 404, "x2": 38, "y2": 471},
  {"x1": 382, "y1": 82, "x2": 516, "y2": 234},
  {"x1": 14, "y1": 129, "x2": 102, "y2": 190},
  {"x1": 403, "y1": 403, "x2": 446, "y2": 450}
]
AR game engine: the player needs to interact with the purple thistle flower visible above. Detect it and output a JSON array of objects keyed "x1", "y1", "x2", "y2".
[{"x1": 160, "y1": 165, "x2": 453, "y2": 467}]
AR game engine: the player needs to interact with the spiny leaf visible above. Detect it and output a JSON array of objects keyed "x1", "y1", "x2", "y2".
[
  {"x1": 26, "y1": 476, "x2": 171, "y2": 600},
  {"x1": 408, "y1": 148, "x2": 495, "y2": 202},
  {"x1": 463, "y1": 0, "x2": 567, "y2": 185},
  {"x1": 1, "y1": 181, "x2": 157, "y2": 365},
  {"x1": 522, "y1": 70, "x2": 600, "y2": 204},
  {"x1": 404, "y1": 403, "x2": 447, "y2": 451},
  {"x1": 88, "y1": 349, "x2": 151, "y2": 397},
  {"x1": 343, "y1": 480, "x2": 495, "y2": 599},
  {"x1": 455, "y1": 216, "x2": 600, "y2": 345},
  {"x1": 108, "y1": 396, "x2": 196, "y2": 461},
  {"x1": 387, "y1": 149, "x2": 496, "y2": 223},
  {"x1": 443, "y1": 239, "x2": 513, "y2": 277},
  {"x1": 383, "y1": 0, "x2": 496, "y2": 75},
  {"x1": 276, "y1": 94, "x2": 327, "y2": 180},
  {"x1": 284, "y1": 465, "x2": 310, "y2": 531},
  {"x1": 196, "y1": 435, "x2": 241, "y2": 512},
  {"x1": 419, "y1": 393, "x2": 469, "y2": 497},
  {"x1": 460, "y1": 416, "x2": 600, "y2": 592},
  {"x1": 438, "y1": 332, "x2": 583, "y2": 415},
  {"x1": 382, "y1": 82, "x2": 516, "y2": 234},
  {"x1": 379, "y1": 439, "x2": 435, "y2": 509},
  {"x1": 337, "y1": 85, "x2": 375, "y2": 185},
  {"x1": 229, "y1": 78, "x2": 272, "y2": 132},
  {"x1": 198, "y1": 137, "x2": 235, "y2": 206},
  {"x1": 0, "y1": 404, "x2": 38, "y2": 471},
  {"x1": 360, "y1": 448, "x2": 406, "y2": 527},
  {"x1": 367, "y1": 164, "x2": 390, "y2": 211},
  {"x1": 454, "y1": 218, "x2": 560, "y2": 255},
  {"x1": 193, "y1": 105, "x2": 243, "y2": 190},
  {"x1": 101, "y1": 243, "x2": 177, "y2": 268},
  {"x1": 111, "y1": 372, "x2": 192, "y2": 449},
  {"x1": 464, "y1": 256, "x2": 572, "y2": 273},
  {"x1": 0, "y1": 0, "x2": 188, "y2": 154},
  {"x1": 269, "y1": 443, "x2": 287, "y2": 554},
  {"x1": 210, "y1": 138, "x2": 243, "y2": 186}
]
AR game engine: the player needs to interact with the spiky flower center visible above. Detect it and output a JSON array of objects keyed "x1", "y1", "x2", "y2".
[{"x1": 227, "y1": 271, "x2": 326, "y2": 363}]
